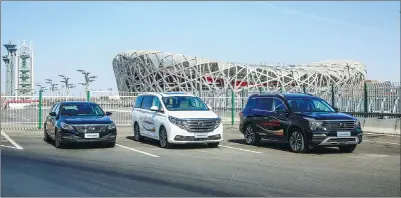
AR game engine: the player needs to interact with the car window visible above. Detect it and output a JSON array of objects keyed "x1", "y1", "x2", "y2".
[
  {"x1": 59, "y1": 103, "x2": 105, "y2": 116},
  {"x1": 151, "y1": 97, "x2": 161, "y2": 109},
  {"x1": 162, "y1": 96, "x2": 209, "y2": 111},
  {"x1": 50, "y1": 103, "x2": 58, "y2": 113},
  {"x1": 254, "y1": 97, "x2": 273, "y2": 111},
  {"x1": 134, "y1": 96, "x2": 144, "y2": 108},
  {"x1": 287, "y1": 98, "x2": 335, "y2": 113},
  {"x1": 141, "y1": 96, "x2": 154, "y2": 110},
  {"x1": 312, "y1": 99, "x2": 333, "y2": 112},
  {"x1": 273, "y1": 98, "x2": 288, "y2": 112},
  {"x1": 54, "y1": 104, "x2": 61, "y2": 115}
]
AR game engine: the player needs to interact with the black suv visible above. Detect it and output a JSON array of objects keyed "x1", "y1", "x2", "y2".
[{"x1": 239, "y1": 93, "x2": 363, "y2": 153}]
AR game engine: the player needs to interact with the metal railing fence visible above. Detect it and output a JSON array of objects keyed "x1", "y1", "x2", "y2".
[{"x1": 1, "y1": 82, "x2": 400, "y2": 129}]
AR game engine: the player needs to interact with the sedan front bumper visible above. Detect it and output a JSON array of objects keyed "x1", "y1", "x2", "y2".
[{"x1": 59, "y1": 130, "x2": 117, "y2": 144}]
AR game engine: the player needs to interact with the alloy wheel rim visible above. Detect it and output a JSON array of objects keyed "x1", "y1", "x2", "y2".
[
  {"x1": 290, "y1": 132, "x2": 302, "y2": 151},
  {"x1": 134, "y1": 125, "x2": 139, "y2": 139},
  {"x1": 160, "y1": 130, "x2": 166, "y2": 147},
  {"x1": 245, "y1": 126, "x2": 254, "y2": 143}
]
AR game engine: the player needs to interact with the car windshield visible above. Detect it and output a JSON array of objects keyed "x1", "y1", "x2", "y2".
[
  {"x1": 60, "y1": 103, "x2": 105, "y2": 116},
  {"x1": 287, "y1": 98, "x2": 335, "y2": 113},
  {"x1": 162, "y1": 96, "x2": 209, "y2": 111}
]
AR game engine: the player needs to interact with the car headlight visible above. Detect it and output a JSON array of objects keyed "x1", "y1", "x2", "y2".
[
  {"x1": 168, "y1": 116, "x2": 186, "y2": 129},
  {"x1": 60, "y1": 122, "x2": 74, "y2": 130},
  {"x1": 215, "y1": 117, "x2": 221, "y2": 129},
  {"x1": 304, "y1": 117, "x2": 323, "y2": 130},
  {"x1": 108, "y1": 123, "x2": 116, "y2": 130}
]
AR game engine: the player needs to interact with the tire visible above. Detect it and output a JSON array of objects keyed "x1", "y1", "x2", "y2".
[
  {"x1": 339, "y1": 145, "x2": 357, "y2": 153},
  {"x1": 43, "y1": 124, "x2": 51, "y2": 142},
  {"x1": 54, "y1": 130, "x2": 64, "y2": 149},
  {"x1": 288, "y1": 129, "x2": 307, "y2": 153},
  {"x1": 133, "y1": 123, "x2": 143, "y2": 142},
  {"x1": 159, "y1": 127, "x2": 172, "y2": 149},
  {"x1": 244, "y1": 124, "x2": 261, "y2": 145},
  {"x1": 208, "y1": 142, "x2": 220, "y2": 148}
]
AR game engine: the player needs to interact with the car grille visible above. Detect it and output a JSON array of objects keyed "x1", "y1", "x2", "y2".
[
  {"x1": 73, "y1": 125, "x2": 108, "y2": 133},
  {"x1": 322, "y1": 121, "x2": 356, "y2": 131},
  {"x1": 183, "y1": 120, "x2": 217, "y2": 133}
]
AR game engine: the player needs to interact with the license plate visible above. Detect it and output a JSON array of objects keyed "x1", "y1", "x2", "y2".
[
  {"x1": 194, "y1": 133, "x2": 208, "y2": 139},
  {"x1": 337, "y1": 131, "x2": 351, "y2": 137},
  {"x1": 85, "y1": 133, "x2": 99, "y2": 138}
]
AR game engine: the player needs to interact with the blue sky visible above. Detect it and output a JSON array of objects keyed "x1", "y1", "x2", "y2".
[{"x1": 1, "y1": 1, "x2": 400, "y2": 94}]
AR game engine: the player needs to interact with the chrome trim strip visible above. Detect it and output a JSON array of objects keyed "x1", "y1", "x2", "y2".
[{"x1": 318, "y1": 136, "x2": 359, "y2": 146}]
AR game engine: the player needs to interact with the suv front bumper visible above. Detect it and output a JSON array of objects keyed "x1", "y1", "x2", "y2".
[
  {"x1": 308, "y1": 130, "x2": 363, "y2": 147},
  {"x1": 167, "y1": 123, "x2": 223, "y2": 144}
]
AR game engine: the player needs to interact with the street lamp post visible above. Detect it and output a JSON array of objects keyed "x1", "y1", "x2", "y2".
[
  {"x1": 59, "y1": 75, "x2": 73, "y2": 95},
  {"x1": 77, "y1": 69, "x2": 97, "y2": 92},
  {"x1": 45, "y1": 79, "x2": 58, "y2": 92}
]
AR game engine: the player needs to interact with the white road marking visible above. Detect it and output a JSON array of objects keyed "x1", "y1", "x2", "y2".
[
  {"x1": 363, "y1": 140, "x2": 400, "y2": 145},
  {"x1": 116, "y1": 144, "x2": 159, "y2": 158},
  {"x1": 1, "y1": 131, "x2": 23, "y2": 150},
  {"x1": 219, "y1": 145, "x2": 262, "y2": 154},
  {"x1": 1, "y1": 145, "x2": 19, "y2": 149}
]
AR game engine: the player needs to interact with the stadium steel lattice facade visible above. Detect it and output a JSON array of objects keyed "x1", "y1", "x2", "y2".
[{"x1": 112, "y1": 50, "x2": 367, "y2": 95}]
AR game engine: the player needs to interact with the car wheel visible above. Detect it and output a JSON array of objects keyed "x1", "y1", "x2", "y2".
[
  {"x1": 244, "y1": 124, "x2": 261, "y2": 145},
  {"x1": 208, "y1": 142, "x2": 220, "y2": 148},
  {"x1": 289, "y1": 130, "x2": 307, "y2": 153},
  {"x1": 54, "y1": 130, "x2": 64, "y2": 149},
  {"x1": 338, "y1": 145, "x2": 357, "y2": 153},
  {"x1": 43, "y1": 124, "x2": 51, "y2": 142},
  {"x1": 133, "y1": 123, "x2": 143, "y2": 141},
  {"x1": 159, "y1": 127, "x2": 172, "y2": 149}
]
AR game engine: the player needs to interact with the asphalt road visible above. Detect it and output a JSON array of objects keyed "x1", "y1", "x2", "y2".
[{"x1": 1, "y1": 126, "x2": 400, "y2": 197}]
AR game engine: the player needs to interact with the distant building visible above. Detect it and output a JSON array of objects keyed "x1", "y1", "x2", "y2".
[{"x1": 112, "y1": 50, "x2": 367, "y2": 93}]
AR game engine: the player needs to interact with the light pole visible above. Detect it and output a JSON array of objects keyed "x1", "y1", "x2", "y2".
[
  {"x1": 45, "y1": 79, "x2": 58, "y2": 92},
  {"x1": 77, "y1": 69, "x2": 97, "y2": 92},
  {"x1": 59, "y1": 75, "x2": 72, "y2": 95}
]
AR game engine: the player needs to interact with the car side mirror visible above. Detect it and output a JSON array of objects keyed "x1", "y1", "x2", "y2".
[
  {"x1": 207, "y1": 105, "x2": 212, "y2": 110},
  {"x1": 150, "y1": 106, "x2": 159, "y2": 111},
  {"x1": 49, "y1": 112, "x2": 56, "y2": 116},
  {"x1": 106, "y1": 111, "x2": 112, "y2": 116},
  {"x1": 333, "y1": 107, "x2": 339, "y2": 112}
]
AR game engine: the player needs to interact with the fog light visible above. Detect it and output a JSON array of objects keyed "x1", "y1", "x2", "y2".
[{"x1": 175, "y1": 135, "x2": 184, "y2": 140}]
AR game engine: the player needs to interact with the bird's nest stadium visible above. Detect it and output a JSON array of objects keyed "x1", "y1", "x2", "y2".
[{"x1": 112, "y1": 50, "x2": 367, "y2": 95}]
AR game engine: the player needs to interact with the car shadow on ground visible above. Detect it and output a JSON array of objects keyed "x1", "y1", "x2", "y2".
[
  {"x1": 44, "y1": 140, "x2": 114, "y2": 149},
  {"x1": 228, "y1": 139, "x2": 348, "y2": 155},
  {"x1": 125, "y1": 136, "x2": 219, "y2": 150}
]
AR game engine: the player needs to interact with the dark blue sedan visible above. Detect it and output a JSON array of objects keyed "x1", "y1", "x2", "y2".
[{"x1": 43, "y1": 101, "x2": 117, "y2": 148}]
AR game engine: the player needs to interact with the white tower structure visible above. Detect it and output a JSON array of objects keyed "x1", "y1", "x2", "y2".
[{"x1": 2, "y1": 40, "x2": 34, "y2": 96}]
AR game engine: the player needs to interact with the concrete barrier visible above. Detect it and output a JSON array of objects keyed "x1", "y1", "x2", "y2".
[{"x1": 358, "y1": 118, "x2": 400, "y2": 135}]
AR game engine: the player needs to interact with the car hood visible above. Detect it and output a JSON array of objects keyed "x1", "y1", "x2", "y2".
[
  {"x1": 295, "y1": 112, "x2": 356, "y2": 120},
  {"x1": 60, "y1": 116, "x2": 113, "y2": 124},
  {"x1": 168, "y1": 111, "x2": 219, "y2": 119}
]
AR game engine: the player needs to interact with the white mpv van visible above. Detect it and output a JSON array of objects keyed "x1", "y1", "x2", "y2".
[{"x1": 131, "y1": 92, "x2": 223, "y2": 148}]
